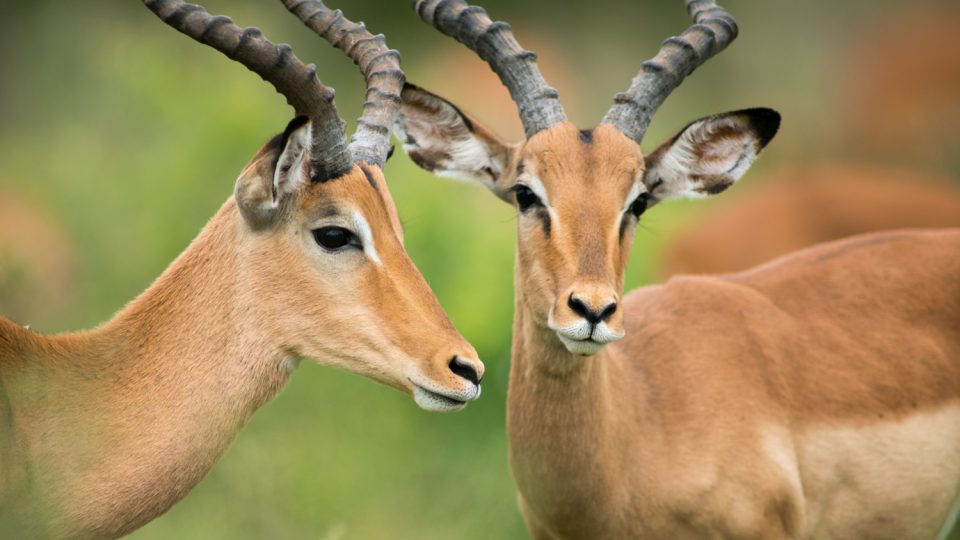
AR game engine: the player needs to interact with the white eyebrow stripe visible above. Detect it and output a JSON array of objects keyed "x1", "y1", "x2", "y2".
[
  {"x1": 349, "y1": 211, "x2": 382, "y2": 266},
  {"x1": 621, "y1": 180, "x2": 645, "y2": 214},
  {"x1": 524, "y1": 175, "x2": 560, "y2": 223}
]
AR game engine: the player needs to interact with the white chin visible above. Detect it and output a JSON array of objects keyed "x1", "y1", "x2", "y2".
[
  {"x1": 557, "y1": 334, "x2": 606, "y2": 356},
  {"x1": 413, "y1": 386, "x2": 468, "y2": 412}
]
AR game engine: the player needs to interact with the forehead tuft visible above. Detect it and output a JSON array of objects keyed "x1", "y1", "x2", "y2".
[
  {"x1": 299, "y1": 165, "x2": 404, "y2": 238},
  {"x1": 591, "y1": 124, "x2": 644, "y2": 166},
  {"x1": 519, "y1": 123, "x2": 643, "y2": 189}
]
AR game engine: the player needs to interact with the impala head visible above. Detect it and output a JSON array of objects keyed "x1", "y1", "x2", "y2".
[
  {"x1": 395, "y1": 0, "x2": 780, "y2": 356},
  {"x1": 146, "y1": 0, "x2": 482, "y2": 411}
]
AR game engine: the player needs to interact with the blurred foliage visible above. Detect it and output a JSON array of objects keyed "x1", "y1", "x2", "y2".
[{"x1": 0, "y1": 0, "x2": 956, "y2": 538}]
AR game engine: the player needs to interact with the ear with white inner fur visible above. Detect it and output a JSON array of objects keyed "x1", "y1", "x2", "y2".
[
  {"x1": 394, "y1": 83, "x2": 515, "y2": 200},
  {"x1": 642, "y1": 108, "x2": 780, "y2": 200},
  {"x1": 236, "y1": 116, "x2": 312, "y2": 230}
]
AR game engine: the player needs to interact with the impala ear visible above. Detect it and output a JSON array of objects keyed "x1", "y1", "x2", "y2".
[
  {"x1": 235, "y1": 116, "x2": 311, "y2": 229},
  {"x1": 642, "y1": 108, "x2": 780, "y2": 200},
  {"x1": 394, "y1": 83, "x2": 516, "y2": 200}
]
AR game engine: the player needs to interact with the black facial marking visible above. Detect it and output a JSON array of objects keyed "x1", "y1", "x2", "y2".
[
  {"x1": 482, "y1": 166, "x2": 497, "y2": 180},
  {"x1": 538, "y1": 210, "x2": 551, "y2": 238},
  {"x1": 359, "y1": 163, "x2": 381, "y2": 192},
  {"x1": 516, "y1": 162, "x2": 525, "y2": 176},
  {"x1": 578, "y1": 129, "x2": 594, "y2": 144},
  {"x1": 386, "y1": 144, "x2": 395, "y2": 161}
]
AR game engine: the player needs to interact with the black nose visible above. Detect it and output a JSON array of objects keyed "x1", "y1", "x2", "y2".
[
  {"x1": 449, "y1": 356, "x2": 481, "y2": 385},
  {"x1": 568, "y1": 295, "x2": 617, "y2": 324}
]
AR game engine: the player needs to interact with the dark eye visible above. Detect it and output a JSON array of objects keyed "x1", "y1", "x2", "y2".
[
  {"x1": 312, "y1": 226, "x2": 359, "y2": 251},
  {"x1": 629, "y1": 193, "x2": 652, "y2": 218},
  {"x1": 513, "y1": 185, "x2": 542, "y2": 212}
]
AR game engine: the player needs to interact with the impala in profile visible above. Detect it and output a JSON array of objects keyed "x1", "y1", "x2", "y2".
[
  {"x1": 0, "y1": 1, "x2": 483, "y2": 537},
  {"x1": 395, "y1": 0, "x2": 960, "y2": 538}
]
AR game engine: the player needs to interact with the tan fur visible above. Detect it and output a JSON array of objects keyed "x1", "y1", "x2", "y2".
[
  {"x1": 397, "y1": 86, "x2": 960, "y2": 538},
  {"x1": 662, "y1": 166, "x2": 960, "y2": 277},
  {"x1": 508, "y1": 124, "x2": 638, "y2": 334},
  {"x1": 510, "y1": 228, "x2": 960, "y2": 539},
  {"x1": 506, "y1": 132, "x2": 960, "y2": 538},
  {"x1": 0, "y1": 139, "x2": 481, "y2": 538}
]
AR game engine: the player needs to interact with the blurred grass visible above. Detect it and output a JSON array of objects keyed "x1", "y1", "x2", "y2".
[{"x1": 0, "y1": 0, "x2": 954, "y2": 538}]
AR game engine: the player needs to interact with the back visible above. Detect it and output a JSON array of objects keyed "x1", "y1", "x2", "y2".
[{"x1": 624, "y1": 229, "x2": 960, "y2": 425}]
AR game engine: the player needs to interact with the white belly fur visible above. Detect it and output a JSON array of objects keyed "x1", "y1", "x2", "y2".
[{"x1": 796, "y1": 404, "x2": 960, "y2": 539}]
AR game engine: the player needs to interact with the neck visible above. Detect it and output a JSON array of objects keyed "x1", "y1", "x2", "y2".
[
  {"x1": 506, "y1": 277, "x2": 628, "y2": 536},
  {"x1": 1, "y1": 199, "x2": 293, "y2": 537}
]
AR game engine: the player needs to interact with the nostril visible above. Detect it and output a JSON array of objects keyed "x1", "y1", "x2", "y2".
[
  {"x1": 568, "y1": 294, "x2": 594, "y2": 322},
  {"x1": 599, "y1": 301, "x2": 617, "y2": 322},
  {"x1": 449, "y1": 356, "x2": 480, "y2": 386},
  {"x1": 568, "y1": 294, "x2": 608, "y2": 324}
]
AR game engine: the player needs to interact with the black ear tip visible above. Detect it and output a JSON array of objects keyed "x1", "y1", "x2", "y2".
[
  {"x1": 743, "y1": 108, "x2": 781, "y2": 148},
  {"x1": 279, "y1": 115, "x2": 311, "y2": 152},
  {"x1": 284, "y1": 115, "x2": 310, "y2": 136},
  {"x1": 403, "y1": 81, "x2": 423, "y2": 92},
  {"x1": 265, "y1": 116, "x2": 312, "y2": 177},
  {"x1": 401, "y1": 81, "x2": 437, "y2": 100}
]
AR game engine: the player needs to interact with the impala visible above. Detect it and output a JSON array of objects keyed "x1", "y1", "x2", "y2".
[
  {"x1": 0, "y1": 0, "x2": 483, "y2": 537},
  {"x1": 394, "y1": 0, "x2": 960, "y2": 538},
  {"x1": 662, "y1": 165, "x2": 960, "y2": 276}
]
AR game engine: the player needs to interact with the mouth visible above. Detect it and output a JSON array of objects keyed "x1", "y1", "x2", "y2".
[
  {"x1": 410, "y1": 380, "x2": 479, "y2": 412},
  {"x1": 556, "y1": 334, "x2": 607, "y2": 356}
]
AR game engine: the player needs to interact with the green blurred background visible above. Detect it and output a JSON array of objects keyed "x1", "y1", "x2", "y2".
[{"x1": 1, "y1": 1, "x2": 957, "y2": 538}]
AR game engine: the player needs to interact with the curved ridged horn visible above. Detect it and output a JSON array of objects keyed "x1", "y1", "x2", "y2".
[
  {"x1": 144, "y1": 0, "x2": 352, "y2": 181},
  {"x1": 602, "y1": 0, "x2": 738, "y2": 145},
  {"x1": 282, "y1": 0, "x2": 405, "y2": 167},
  {"x1": 413, "y1": 0, "x2": 567, "y2": 138}
]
